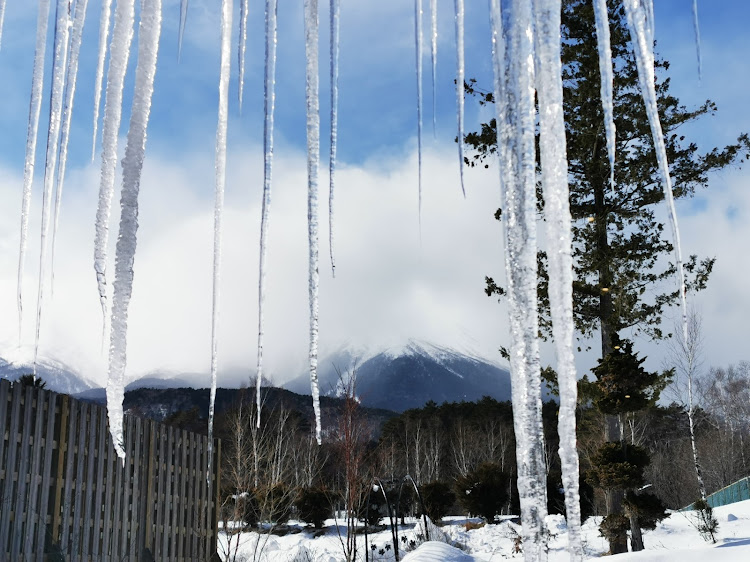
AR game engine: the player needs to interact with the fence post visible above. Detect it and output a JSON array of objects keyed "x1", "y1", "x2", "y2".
[{"x1": 51, "y1": 394, "x2": 69, "y2": 546}]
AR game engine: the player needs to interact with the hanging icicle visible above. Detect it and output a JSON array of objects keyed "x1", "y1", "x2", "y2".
[
  {"x1": 91, "y1": 0, "x2": 113, "y2": 161},
  {"x1": 0, "y1": 0, "x2": 6, "y2": 51},
  {"x1": 429, "y1": 0, "x2": 437, "y2": 135},
  {"x1": 107, "y1": 0, "x2": 163, "y2": 459},
  {"x1": 692, "y1": 0, "x2": 702, "y2": 81},
  {"x1": 328, "y1": 0, "x2": 340, "y2": 277},
  {"x1": 414, "y1": 0, "x2": 424, "y2": 229},
  {"x1": 593, "y1": 0, "x2": 616, "y2": 189},
  {"x1": 17, "y1": 0, "x2": 51, "y2": 343},
  {"x1": 533, "y1": 0, "x2": 583, "y2": 558},
  {"x1": 304, "y1": 0, "x2": 323, "y2": 445},
  {"x1": 52, "y1": 0, "x2": 90, "y2": 291},
  {"x1": 208, "y1": 0, "x2": 232, "y2": 461},
  {"x1": 489, "y1": 0, "x2": 549, "y2": 559},
  {"x1": 178, "y1": 0, "x2": 188, "y2": 61},
  {"x1": 94, "y1": 0, "x2": 136, "y2": 334},
  {"x1": 454, "y1": 0, "x2": 466, "y2": 197},
  {"x1": 256, "y1": 0, "x2": 278, "y2": 428},
  {"x1": 34, "y1": 0, "x2": 72, "y2": 368},
  {"x1": 238, "y1": 0, "x2": 249, "y2": 108},
  {"x1": 622, "y1": 0, "x2": 689, "y2": 342}
]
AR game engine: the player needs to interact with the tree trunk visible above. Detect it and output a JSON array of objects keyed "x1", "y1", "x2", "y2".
[{"x1": 629, "y1": 512, "x2": 644, "y2": 551}]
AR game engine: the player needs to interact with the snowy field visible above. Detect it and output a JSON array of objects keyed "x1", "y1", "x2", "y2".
[{"x1": 218, "y1": 499, "x2": 750, "y2": 561}]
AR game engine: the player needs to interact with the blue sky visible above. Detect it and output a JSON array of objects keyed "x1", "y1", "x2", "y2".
[{"x1": 0, "y1": 0, "x2": 749, "y2": 388}]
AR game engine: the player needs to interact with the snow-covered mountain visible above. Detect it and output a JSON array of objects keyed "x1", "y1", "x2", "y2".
[
  {"x1": 0, "y1": 356, "x2": 97, "y2": 395},
  {"x1": 284, "y1": 340, "x2": 517, "y2": 412}
]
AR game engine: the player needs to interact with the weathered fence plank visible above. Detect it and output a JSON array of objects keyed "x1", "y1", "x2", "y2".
[
  {"x1": 35, "y1": 391, "x2": 57, "y2": 562},
  {"x1": 23, "y1": 388, "x2": 47, "y2": 558},
  {"x1": 11, "y1": 385, "x2": 34, "y2": 556}
]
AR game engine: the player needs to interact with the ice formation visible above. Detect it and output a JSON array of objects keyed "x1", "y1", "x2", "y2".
[
  {"x1": 107, "y1": 0, "x2": 162, "y2": 459},
  {"x1": 238, "y1": 0, "x2": 248, "y2": 107},
  {"x1": 304, "y1": 0, "x2": 323, "y2": 444},
  {"x1": 91, "y1": 0, "x2": 113, "y2": 161},
  {"x1": 328, "y1": 0, "x2": 340, "y2": 277},
  {"x1": 622, "y1": 0, "x2": 689, "y2": 341},
  {"x1": 94, "y1": 0, "x2": 136, "y2": 332},
  {"x1": 17, "y1": 0, "x2": 51, "y2": 340},
  {"x1": 454, "y1": 0, "x2": 466, "y2": 197},
  {"x1": 490, "y1": 0, "x2": 549, "y2": 558},
  {"x1": 0, "y1": 0, "x2": 6, "y2": 51},
  {"x1": 430, "y1": 0, "x2": 437, "y2": 135},
  {"x1": 178, "y1": 0, "x2": 188, "y2": 61},
  {"x1": 208, "y1": 0, "x2": 232, "y2": 459},
  {"x1": 414, "y1": 0, "x2": 424, "y2": 227},
  {"x1": 52, "y1": 0, "x2": 90, "y2": 289},
  {"x1": 593, "y1": 0, "x2": 616, "y2": 189},
  {"x1": 533, "y1": 0, "x2": 582, "y2": 557},
  {"x1": 34, "y1": 0, "x2": 72, "y2": 366},
  {"x1": 692, "y1": 0, "x2": 701, "y2": 80},
  {"x1": 256, "y1": 0, "x2": 278, "y2": 427}
]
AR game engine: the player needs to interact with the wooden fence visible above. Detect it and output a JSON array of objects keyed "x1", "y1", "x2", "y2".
[{"x1": 0, "y1": 378, "x2": 220, "y2": 561}]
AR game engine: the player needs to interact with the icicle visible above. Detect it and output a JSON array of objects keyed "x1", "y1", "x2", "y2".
[
  {"x1": 91, "y1": 0, "x2": 114, "y2": 161},
  {"x1": 256, "y1": 0, "x2": 278, "y2": 428},
  {"x1": 0, "y1": 0, "x2": 6, "y2": 50},
  {"x1": 454, "y1": 0, "x2": 466, "y2": 197},
  {"x1": 94, "y1": 0, "x2": 136, "y2": 334},
  {"x1": 414, "y1": 0, "x2": 424, "y2": 229},
  {"x1": 34, "y1": 0, "x2": 72, "y2": 368},
  {"x1": 532, "y1": 0, "x2": 582, "y2": 559},
  {"x1": 692, "y1": 0, "x2": 701, "y2": 81},
  {"x1": 52, "y1": 0, "x2": 90, "y2": 291},
  {"x1": 178, "y1": 0, "x2": 188, "y2": 61},
  {"x1": 238, "y1": 0, "x2": 248, "y2": 108},
  {"x1": 429, "y1": 0, "x2": 437, "y2": 136},
  {"x1": 107, "y1": 0, "x2": 162, "y2": 459},
  {"x1": 593, "y1": 0, "x2": 616, "y2": 190},
  {"x1": 17, "y1": 0, "x2": 52, "y2": 342},
  {"x1": 304, "y1": 0, "x2": 323, "y2": 445},
  {"x1": 622, "y1": 0, "x2": 689, "y2": 342},
  {"x1": 208, "y1": 0, "x2": 232, "y2": 466},
  {"x1": 489, "y1": 0, "x2": 548, "y2": 559},
  {"x1": 328, "y1": 0, "x2": 340, "y2": 277}
]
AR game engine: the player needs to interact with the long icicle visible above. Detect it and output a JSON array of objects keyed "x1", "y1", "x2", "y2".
[
  {"x1": 107, "y1": 0, "x2": 162, "y2": 459},
  {"x1": 34, "y1": 0, "x2": 72, "y2": 368},
  {"x1": 328, "y1": 0, "x2": 340, "y2": 277},
  {"x1": 256, "y1": 0, "x2": 278, "y2": 428},
  {"x1": 178, "y1": 0, "x2": 188, "y2": 61},
  {"x1": 490, "y1": 0, "x2": 548, "y2": 558},
  {"x1": 692, "y1": 0, "x2": 702, "y2": 81},
  {"x1": 429, "y1": 0, "x2": 437, "y2": 135},
  {"x1": 94, "y1": 0, "x2": 136, "y2": 337},
  {"x1": 209, "y1": 0, "x2": 232, "y2": 466},
  {"x1": 454, "y1": 0, "x2": 466, "y2": 197},
  {"x1": 533, "y1": 0, "x2": 582, "y2": 559},
  {"x1": 0, "y1": 0, "x2": 6, "y2": 50},
  {"x1": 238, "y1": 0, "x2": 249, "y2": 108},
  {"x1": 593, "y1": 0, "x2": 616, "y2": 189},
  {"x1": 414, "y1": 0, "x2": 424, "y2": 231},
  {"x1": 52, "y1": 0, "x2": 90, "y2": 292},
  {"x1": 622, "y1": 0, "x2": 689, "y2": 342},
  {"x1": 18, "y1": 0, "x2": 51, "y2": 344},
  {"x1": 91, "y1": 0, "x2": 113, "y2": 161},
  {"x1": 304, "y1": 0, "x2": 323, "y2": 444}
]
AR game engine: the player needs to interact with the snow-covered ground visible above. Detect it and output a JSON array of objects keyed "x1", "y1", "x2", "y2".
[{"x1": 218, "y1": 499, "x2": 750, "y2": 561}]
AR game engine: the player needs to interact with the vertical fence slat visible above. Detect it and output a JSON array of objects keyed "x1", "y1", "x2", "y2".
[
  {"x1": 177, "y1": 429, "x2": 188, "y2": 561},
  {"x1": 23, "y1": 388, "x2": 47, "y2": 559},
  {"x1": 101, "y1": 414, "x2": 116, "y2": 558},
  {"x1": 0, "y1": 379, "x2": 10, "y2": 558},
  {"x1": 0, "y1": 382, "x2": 20, "y2": 556},
  {"x1": 71, "y1": 402, "x2": 89, "y2": 559},
  {"x1": 60, "y1": 398, "x2": 79, "y2": 554},
  {"x1": 155, "y1": 425, "x2": 166, "y2": 559},
  {"x1": 144, "y1": 420, "x2": 156, "y2": 553},
  {"x1": 129, "y1": 416, "x2": 143, "y2": 562},
  {"x1": 51, "y1": 395, "x2": 70, "y2": 547},
  {"x1": 91, "y1": 406, "x2": 107, "y2": 559},
  {"x1": 82, "y1": 406, "x2": 99, "y2": 559},
  {"x1": 213, "y1": 438, "x2": 221, "y2": 557},
  {"x1": 199, "y1": 434, "x2": 207, "y2": 560},
  {"x1": 120, "y1": 415, "x2": 134, "y2": 558},
  {"x1": 162, "y1": 425, "x2": 174, "y2": 560},
  {"x1": 11, "y1": 386, "x2": 35, "y2": 556},
  {"x1": 112, "y1": 417, "x2": 126, "y2": 560},
  {"x1": 189, "y1": 431, "x2": 198, "y2": 558},
  {"x1": 36, "y1": 391, "x2": 57, "y2": 562}
]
